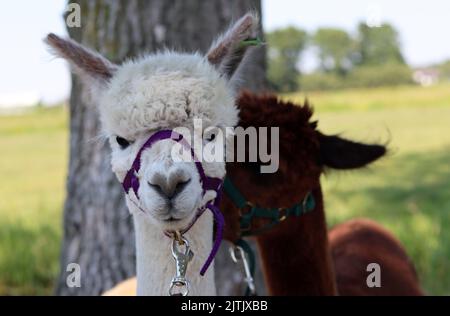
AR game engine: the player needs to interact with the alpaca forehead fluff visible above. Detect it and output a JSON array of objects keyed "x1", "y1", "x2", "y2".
[{"x1": 99, "y1": 52, "x2": 239, "y2": 137}]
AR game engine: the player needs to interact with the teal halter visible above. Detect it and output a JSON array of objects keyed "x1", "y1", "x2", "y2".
[
  {"x1": 223, "y1": 177, "x2": 316, "y2": 237},
  {"x1": 223, "y1": 177, "x2": 316, "y2": 296}
]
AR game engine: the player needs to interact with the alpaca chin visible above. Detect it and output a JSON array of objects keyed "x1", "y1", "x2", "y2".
[
  {"x1": 152, "y1": 211, "x2": 197, "y2": 232},
  {"x1": 126, "y1": 191, "x2": 202, "y2": 232}
]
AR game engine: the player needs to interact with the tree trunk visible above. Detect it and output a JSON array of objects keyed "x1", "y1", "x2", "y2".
[{"x1": 56, "y1": 0, "x2": 266, "y2": 295}]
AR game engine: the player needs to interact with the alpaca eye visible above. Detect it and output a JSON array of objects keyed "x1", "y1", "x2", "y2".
[
  {"x1": 204, "y1": 128, "x2": 220, "y2": 143},
  {"x1": 116, "y1": 136, "x2": 130, "y2": 149},
  {"x1": 207, "y1": 133, "x2": 216, "y2": 142}
]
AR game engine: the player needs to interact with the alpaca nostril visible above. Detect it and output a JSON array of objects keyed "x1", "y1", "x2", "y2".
[
  {"x1": 147, "y1": 181, "x2": 164, "y2": 194},
  {"x1": 173, "y1": 178, "x2": 191, "y2": 196},
  {"x1": 165, "y1": 178, "x2": 191, "y2": 200}
]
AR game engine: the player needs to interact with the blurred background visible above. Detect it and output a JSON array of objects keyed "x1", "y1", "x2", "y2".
[{"x1": 0, "y1": 0, "x2": 449, "y2": 295}]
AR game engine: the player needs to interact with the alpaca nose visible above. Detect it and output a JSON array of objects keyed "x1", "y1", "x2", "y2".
[{"x1": 147, "y1": 172, "x2": 191, "y2": 200}]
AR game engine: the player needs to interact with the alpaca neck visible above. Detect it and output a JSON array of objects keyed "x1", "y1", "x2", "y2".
[
  {"x1": 133, "y1": 212, "x2": 216, "y2": 296},
  {"x1": 256, "y1": 187, "x2": 337, "y2": 295}
]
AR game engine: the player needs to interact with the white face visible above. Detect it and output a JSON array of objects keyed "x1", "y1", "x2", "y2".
[
  {"x1": 108, "y1": 125, "x2": 227, "y2": 231},
  {"x1": 45, "y1": 12, "x2": 257, "y2": 231},
  {"x1": 99, "y1": 55, "x2": 237, "y2": 231}
]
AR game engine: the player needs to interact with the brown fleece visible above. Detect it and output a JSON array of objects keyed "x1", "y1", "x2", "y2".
[
  {"x1": 220, "y1": 91, "x2": 423, "y2": 296},
  {"x1": 329, "y1": 219, "x2": 423, "y2": 295}
]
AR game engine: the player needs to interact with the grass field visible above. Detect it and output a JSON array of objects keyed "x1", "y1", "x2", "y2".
[
  {"x1": 0, "y1": 84, "x2": 449, "y2": 295},
  {"x1": 0, "y1": 106, "x2": 67, "y2": 295},
  {"x1": 286, "y1": 84, "x2": 450, "y2": 295}
]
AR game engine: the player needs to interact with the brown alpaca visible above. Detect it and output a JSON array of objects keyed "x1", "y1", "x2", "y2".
[
  {"x1": 222, "y1": 91, "x2": 423, "y2": 296},
  {"x1": 329, "y1": 219, "x2": 423, "y2": 295}
]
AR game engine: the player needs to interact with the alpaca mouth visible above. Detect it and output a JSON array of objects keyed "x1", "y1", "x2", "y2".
[
  {"x1": 161, "y1": 212, "x2": 188, "y2": 223},
  {"x1": 159, "y1": 211, "x2": 195, "y2": 228},
  {"x1": 165, "y1": 217, "x2": 181, "y2": 222}
]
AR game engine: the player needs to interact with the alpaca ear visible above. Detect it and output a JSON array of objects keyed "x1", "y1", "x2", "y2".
[
  {"x1": 206, "y1": 12, "x2": 260, "y2": 81},
  {"x1": 318, "y1": 133, "x2": 387, "y2": 169},
  {"x1": 45, "y1": 33, "x2": 117, "y2": 85}
]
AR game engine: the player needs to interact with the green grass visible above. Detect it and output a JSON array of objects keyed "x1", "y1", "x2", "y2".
[
  {"x1": 285, "y1": 83, "x2": 450, "y2": 295},
  {"x1": 0, "y1": 83, "x2": 449, "y2": 295},
  {"x1": 317, "y1": 107, "x2": 450, "y2": 295},
  {"x1": 286, "y1": 83, "x2": 450, "y2": 112},
  {"x1": 0, "y1": 106, "x2": 67, "y2": 295}
]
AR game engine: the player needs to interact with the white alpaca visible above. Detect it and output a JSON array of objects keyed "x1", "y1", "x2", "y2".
[{"x1": 46, "y1": 13, "x2": 259, "y2": 296}]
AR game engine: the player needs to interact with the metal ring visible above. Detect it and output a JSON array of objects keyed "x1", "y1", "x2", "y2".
[
  {"x1": 238, "y1": 201, "x2": 254, "y2": 217},
  {"x1": 278, "y1": 207, "x2": 288, "y2": 222},
  {"x1": 167, "y1": 230, "x2": 185, "y2": 245},
  {"x1": 169, "y1": 279, "x2": 189, "y2": 296},
  {"x1": 175, "y1": 230, "x2": 185, "y2": 245},
  {"x1": 172, "y1": 237, "x2": 189, "y2": 257},
  {"x1": 229, "y1": 245, "x2": 244, "y2": 263}
]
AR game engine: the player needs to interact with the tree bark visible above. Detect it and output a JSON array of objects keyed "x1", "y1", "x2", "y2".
[{"x1": 56, "y1": 0, "x2": 266, "y2": 295}]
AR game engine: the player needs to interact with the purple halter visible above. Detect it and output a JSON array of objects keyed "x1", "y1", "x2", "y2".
[{"x1": 122, "y1": 129, "x2": 224, "y2": 276}]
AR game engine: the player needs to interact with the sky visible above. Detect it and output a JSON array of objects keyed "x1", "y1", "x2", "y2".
[{"x1": 0, "y1": 0, "x2": 449, "y2": 105}]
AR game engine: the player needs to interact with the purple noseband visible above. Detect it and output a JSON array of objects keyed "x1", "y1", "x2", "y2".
[{"x1": 122, "y1": 129, "x2": 224, "y2": 276}]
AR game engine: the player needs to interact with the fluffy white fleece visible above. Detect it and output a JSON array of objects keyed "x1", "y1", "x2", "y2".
[
  {"x1": 97, "y1": 52, "x2": 239, "y2": 296},
  {"x1": 46, "y1": 11, "x2": 259, "y2": 297},
  {"x1": 99, "y1": 52, "x2": 239, "y2": 139}
]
